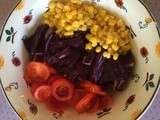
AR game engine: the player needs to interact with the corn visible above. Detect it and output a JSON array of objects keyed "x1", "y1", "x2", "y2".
[
  {"x1": 102, "y1": 44, "x2": 108, "y2": 49},
  {"x1": 103, "y1": 51, "x2": 111, "y2": 58},
  {"x1": 44, "y1": 0, "x2": 132, "y2": 60},
  {"x1": 113, "y1": 53, "x2": 119, "y2": 60},
  {"x1": 64, "y1": 25, "x2": 73, "y2": 31},
  {"x1": 64, "y1": 31, "x2": 74, "y2": 36},
  {"x1": 112, "y1": 44, "x2": 119, "y2": 51},
  {"x1": 95, "y1": 46, "x2": 101, "y2": 53},
  {"x1": 85, "y1": 43, "x2": 92, "y2": 50}
]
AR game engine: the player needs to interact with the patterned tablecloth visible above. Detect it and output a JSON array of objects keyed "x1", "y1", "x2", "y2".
[{"x1": 0, "y1": 0, "x2": 160, "y2": 120}]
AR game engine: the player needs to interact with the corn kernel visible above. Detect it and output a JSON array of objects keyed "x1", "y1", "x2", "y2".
[
  {"x1": 95, "y1": 46, "x2": 101, "y2": 53},
  {"x1": 102, "y1": 44, "x2": 108, "y2": 49},
  {"x1": 64, "y1": 31, "x2": 74, "y2": 36},
  {"x1": 85, "y1": 43, "x2": 92, "y2": 50},
  {"x1": 92, "y1": 42, "x2": 97, "y2": 47},
  {"x1": 103, "y1": 51, "x2": 111, "y2": 59},
  {"x1": 113, "y1": 53, "x2": 119, "y2": 60},
  {"x1": 64, "y1": 25, "x2": 73, "y2": 31},
  {"x1": 106, "y1": 38, "x2": 113, "y2": 44},
  {"x1": 112, "y1": 44, "x2": 119, "y2": 51}
]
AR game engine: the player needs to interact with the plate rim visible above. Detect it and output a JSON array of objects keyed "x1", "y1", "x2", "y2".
[{"x1": 0, "y1": 0, "x2": 160, "y2": 120}]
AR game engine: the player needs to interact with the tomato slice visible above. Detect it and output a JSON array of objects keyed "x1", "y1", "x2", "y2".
[
  {"x1": 31, "y1": 82, "x2": 46, "y2": 95},
  {"x1": 45, "y1": 97, "x2": 67, "y2": 113},
  {"x1": 48, "y1": 75, "x2": 63, "y2": 85},
  {"x1": 67, "y1": 89, "x2": 87, "y2": 107},
  {"x1": 88, "y1": 96, "x2": 99, "y2": 113},
  {"x1": 99, "y1": 94, "x2": 113, "y2": 110},
  {"x1": 25, "y1": 62, "x2": 51, "y2": 82},
  {"x1": 33, "y1": 85, "x2": 51, "y2": 102},
  {"x1": 51, "y1": 78, "x2": 74, "y2": 101},
  {"x1": 80, "y1": 81, "x2": 106, "y2": 96},
  {"x1": 75, "y1": 93, "x2": 97, "y2": 113}
]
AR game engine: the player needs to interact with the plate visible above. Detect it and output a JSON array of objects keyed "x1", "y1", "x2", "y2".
[{"x1": 0, "y1": 0, "x2": 160, "y2": 120}]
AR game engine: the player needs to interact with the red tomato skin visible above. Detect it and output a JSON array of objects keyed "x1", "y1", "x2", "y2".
[
  {"x1": 51, "y1": 78, "x2": 74, "y2": 101},
  {"x1": 45, "y1": 97, "x2": 68, "y2": 113},
  {"x1": 75, "y1": 93, "x2": 97, "y2": 113},
  {"x1": 24, "y1": 62, "x2": 50, "y2": 82},
  {"x1": 33, "y1": 85, "x2": 51, "y2": 102},
  {"x1": 80, "y1": 81, "x2": 106, "y2": 96}
]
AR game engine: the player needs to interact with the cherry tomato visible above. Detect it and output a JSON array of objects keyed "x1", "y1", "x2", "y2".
[
  {"x1": 67, "y1": 89, "x2": 87, "y2": 107},
  {"x1": 31, "y1": 82, "x2": 46, "y2": 95},
  {"x1": 75, "y1": 93, "x2": 98, "y2": 113},
  {"x1": 33, "y1": 85, "x2": 51, "y2": 102},
  {"x1": 48, "y1": 75, "x2": 63, "y2": 85},
  {"x1": 88, "y1": 96, "x2": 99, "y2": 113},
  {"x1": 45, "y1": 97, "x2": 67, "y2": 113},
  {"x1": 80, "y1": 81, "x2": 106, "y2": 96},
  {"x1": 51, "y1": 78, "x2": 74, "y2": 101},
  {"x1": 46, "y1": 65, "x2": 57, "y2": 75},
  {"x1": 24, "y1": 62, "x2": 51, "y2": 82},
  {"x1": 99, "y1": 94, "x2": 113, "y2": 110}
]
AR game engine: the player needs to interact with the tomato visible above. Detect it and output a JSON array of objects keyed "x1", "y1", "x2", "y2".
[
  {"x1": 46, "y1": 65, "x2": 57, "y2": 75},
  {"x1": 75, "y1": 93, "x2": 98, "y2": 113},
  {"x1": 67, "y1": 89, "x2": 87, "y2": 107},
  {"x1": 48, "y1": 75, "x2": 63, "y2": 85},
  {"x1": 24, "y1": 62, "x2": 51, "y2": 82},
  {"x1": 80, "y1": 81, "x2": 106, "y2": 96},
  {"x1": 88, "y1": 96, "x2": 99, "y2": 113},
  {"x1": 31, "y1": 82, "x2": 46, "y2": 95},
  {"x1": 33, "y1": 85, "x2": 51, "y2": 102},
  {"x1": 99, "y1": 94, "x2": 113, "y2": 110},
  {"x1": 51, "y1": 78, "x2": 74, "y2": 101},
  {"x1": 45, "y1": 97, "x2": 67, "y2": 113}
]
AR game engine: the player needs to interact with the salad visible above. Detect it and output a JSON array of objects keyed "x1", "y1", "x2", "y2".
[{"x1": 23, "y1": 0, "x2": 135, "y2": 113}]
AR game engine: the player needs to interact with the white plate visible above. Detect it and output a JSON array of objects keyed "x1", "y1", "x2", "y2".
[{"x1": 0, "y1": 0, "x2": 160, "y2": 120}]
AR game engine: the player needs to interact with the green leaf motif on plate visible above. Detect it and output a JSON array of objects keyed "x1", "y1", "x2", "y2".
[
  {"x1": 5, "y1": 30, "x2": 12, "y2": 35},
  {"x1": 6, "y1": 36, "x2": 11, "y2": 42}
]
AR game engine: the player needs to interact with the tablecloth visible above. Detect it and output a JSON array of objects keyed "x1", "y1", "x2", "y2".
[{"x1": 0, "y1": 0, "x2": 160, "y2": 120}]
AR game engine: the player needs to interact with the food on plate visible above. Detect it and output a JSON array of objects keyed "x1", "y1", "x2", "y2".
[{"x1": 23, "y1": 0, "x2": 135, "y2": 113}]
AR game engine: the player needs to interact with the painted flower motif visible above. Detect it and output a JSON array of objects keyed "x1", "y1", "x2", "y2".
[
  {"x1": 27, "y1": 100, "x2": 38, "y2": 115},
  {"x1": 138, "y1": 17, "x2": 153, "y2": 29},
  {"x1": 143, "y1": 72, "x2": 155, "y2": 91},
  {"x1": 114, "y1": 0, "x2": 127, "y2": 12},
  {"x1": 155, "y1": 42, "x2": 160, "y2": 57},
  {"x1": 5, "y1": 82, "x2": 19, "y2": 92},
  {"x1": 23, "y1": 9, "x2": 33, "y2": 24},
  {"x1": 130, "y1": 109, "x2": 142, "y2": 120},
  {"x1": 12, "y1": 57, "x2": 21, "y2": 66},
  {"x1": 16, "y1": 0, "x2": 25, "y2": 10},
  {"x1": 140, "y1": 47, "x2": 149, "y2": 63},
  {"x1": 115, "y1": 0, "x2": 124, "y2": 8},
  {"x1": 18, "y1": 111, "x2": 28, "y2": 120},
  {"x1": 11, "y1": 51, "x2": 21, "y2": 67},
  {"x1": 123, "y1": 95, "x2": 136, "y2": 111},
  {"x1": 5, "y1": 27, "x2": 17, "y2": 44},
  {"x1": 0, "y1": 56, "x2": 5, "y2": 70}
]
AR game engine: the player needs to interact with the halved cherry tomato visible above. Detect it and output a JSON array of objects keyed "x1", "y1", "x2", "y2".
[
  {"x1": 67, "y1": 89, "x2": 87, "y2": 107},
  {"x1": 48, "y1": 75, "x2": 63, "y2": 85},
  {"x1": 45, "y1": 97, "x2": 68, "y2": 113},
  {"x1": 46, "y1": 65, "x2": 57, "y2": 75},
  {"x1": 51, "y1": 78, "x2": 74, "y2": 101},
  {"x1": 80, "y1": 81, "x2": 106, "y2": 96},
  {"x1": 31, "y1": 82, "x2": 46, "y2": 95},
  {"x1": 99, "y1": 94, "x2": 113, "y2": 110},
  {"x1": 88, "y1": 96, "x2": 99, "y2": 113},
  {"x1": 24, "y1": 62, "x2": 51, "y2": 82},
  {"x1": 33, "y1": 85, "x2": 51, "y2": 102},
  {"x1": 75, "y1": 93, "x2": 98, "y2": 113}
]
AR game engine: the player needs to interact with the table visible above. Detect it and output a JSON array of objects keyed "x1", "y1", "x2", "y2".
[{"x1": 0, "y1": 0, "x2": 160, "y2": 120}]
